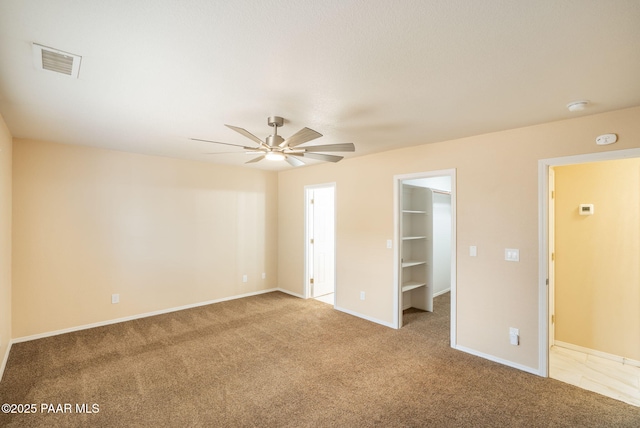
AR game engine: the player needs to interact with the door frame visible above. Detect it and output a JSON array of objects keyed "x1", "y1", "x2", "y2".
[
  {"x1": 537, "y1": 148, "x2": 640, "y2": 377},
  {"x1": 304, "y1": 183, "x2": 336, "y2": 300},
  {"x1": 393, "y1": 169, "x2": 457, "y2": 347},
  {"x1": 548, "y1": 166, "x2": 555, "y2": 350}
]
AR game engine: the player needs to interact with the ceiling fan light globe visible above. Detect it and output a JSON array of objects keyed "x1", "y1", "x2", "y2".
[{"x1": 265, "y1": 152, "x2": 286, "y2": 161}]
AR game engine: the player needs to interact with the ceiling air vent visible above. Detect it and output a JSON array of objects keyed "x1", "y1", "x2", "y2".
[{"x1": 32, "y1": 43, "x2": 82, "y2": 78}]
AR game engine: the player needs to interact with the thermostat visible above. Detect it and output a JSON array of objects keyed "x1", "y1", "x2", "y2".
[{"x1": 579, "y1": 204, "x2": 594, "y2": 215}]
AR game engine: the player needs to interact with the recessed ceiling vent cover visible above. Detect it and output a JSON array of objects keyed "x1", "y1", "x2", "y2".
[{"x1": 32, "y1": 43, "x2": 82, "y2": 78}]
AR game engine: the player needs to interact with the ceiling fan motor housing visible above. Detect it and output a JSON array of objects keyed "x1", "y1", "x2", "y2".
[{"x1": 266, "y1": 134, "x2": 284, "y2": 147}]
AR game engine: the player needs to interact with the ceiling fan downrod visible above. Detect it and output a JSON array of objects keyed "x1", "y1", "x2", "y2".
[{"x1": 266, "y1": 116, "x2": 284, "y2": 147}]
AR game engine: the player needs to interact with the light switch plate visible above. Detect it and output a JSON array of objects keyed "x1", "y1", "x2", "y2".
[
  {"x1": 509, "y1": 327, "x2": 519, "y2": 345},
  {"x1": 470, "y1": 246, "x2": 477, "y2": 257},
  {"x1": 505, "y1": 249, "x2": 519, "y2": 262}
]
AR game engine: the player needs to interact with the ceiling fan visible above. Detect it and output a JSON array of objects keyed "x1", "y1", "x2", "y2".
[{"x1": 191, "y1": 116, "x2": 355, "y2": 167}]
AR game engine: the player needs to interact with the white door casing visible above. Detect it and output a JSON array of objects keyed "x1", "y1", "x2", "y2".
[
  {"x1": 537, "y1": 148, "x2": 640, "y2": 377},
  {"x1": 548, "y1": 167, "x2": 556, "y2": 349},
  {"x1": 393, "y1": 169, "x2": 457, "y2": 346}
]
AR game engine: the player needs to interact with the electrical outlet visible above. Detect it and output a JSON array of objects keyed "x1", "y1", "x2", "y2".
[
  {"x1": 386, "y1": 239, "x2": 392, "y2": 249},
  {"x1": 470, "y1": 246, "x2": 477, "y2": 257},
  {"x1": 360, "y1": 291, "x2": 365, "y2": 300},
  {"x1": 242, "y1": 274, "x2": 248, "y2": 283},
  {"x1": 111, "y1": 294, "x2": 119, "y2": 304}
]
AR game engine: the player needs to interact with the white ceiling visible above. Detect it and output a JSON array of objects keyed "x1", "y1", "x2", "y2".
[{"x1": 1, "y1": 0, "x2": 639, "y2": 170}]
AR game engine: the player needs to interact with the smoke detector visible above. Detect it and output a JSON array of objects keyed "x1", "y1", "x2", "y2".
[
  {"x1": 32, "y1": 43, "x2": 82, "y2": 78},
  {"x1": 566, "y1": 100, "x2": 589, "y2": 112}
]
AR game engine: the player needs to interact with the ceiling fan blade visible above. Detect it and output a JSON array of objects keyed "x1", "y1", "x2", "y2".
[
  {"x1": 285, "y1": 155, "x2": 305, "y2": 167},
  {"x1": 225, "y1": 125, "x2": 266, "y2": 147},
  {"x1": 298, "y1": 143, "x2": 355, "y2": 152},
  {"x1": 204, "y1": 151, "x2": 245, "y2": 154},
  {"x1": 190, "y1": 138, "x2": 255, "y2": 150},
  {"x1": 245, "y1": 155, "x2": 265, "y2": 164},
  {"x1": 303, "y1": 152, "x2": 344, "y2": 163},
  {"x1": 281, "y1": 127, "x2": 322, "y2": 148}
]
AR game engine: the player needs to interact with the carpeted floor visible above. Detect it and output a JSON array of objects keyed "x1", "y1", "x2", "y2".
[{"x1": 1, "y1": 291, "x2": 639, "y2": 427}]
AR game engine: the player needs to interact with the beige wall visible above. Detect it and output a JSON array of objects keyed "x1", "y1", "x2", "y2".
[
  {"x1": 12, "y1": 140, "x2": 278, "y2": 338},
  {"x1": 279, "y1": 106, "x2": 640, "y2": 371},
  {"x1": 7, "y1": 106, "x2": 640, "y2": 372},
  {"x1": 0, "y1": 114, "x2": 11, "y2": 370},
  {"x1": 554, "y1": 158, "x2": 640, "y2": 360}
]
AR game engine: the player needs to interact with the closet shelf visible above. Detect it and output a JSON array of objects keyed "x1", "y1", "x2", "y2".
[
  {"x1": 402, "y1": 282, "x2": 427, "y2": 292},
  {"x1": 402, "y1": 260, "x2": 426, "y2": 268},
  {"x1": 400, "y1": 183, "x2": 434, "y2": 314}
]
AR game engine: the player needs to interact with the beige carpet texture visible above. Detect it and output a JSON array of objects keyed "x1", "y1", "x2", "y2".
[{"x1": 1, "y1": 291, "x2": 639, "y2": 427}]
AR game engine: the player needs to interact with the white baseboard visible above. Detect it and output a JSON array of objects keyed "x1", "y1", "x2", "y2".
[
  {"x1": 279, "y1": 289, "x2": 394, "y2": 329},
  {"x1": 554, "y1": 340, "x2": 640, "y2": 368},
  {"x1": 455, "y1": 344, "x2": 541, "y2": 376},
  {"x1": 334, "y1": 305, "x2": 395, "y2": 329},
  {"x1": 13, "y1": 288, "x2": 280, "y2": 344},
  {"x1": 434, "y1": 288, "x2": 451, "y2": 297},
  {"x1": 276, "y1": 288, "x2": 304, "y2": 299},
  {"x1": 0, "y1": 341, "x2": 11, "y2": 382}
]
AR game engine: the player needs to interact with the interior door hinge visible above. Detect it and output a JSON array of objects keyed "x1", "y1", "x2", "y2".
[
  {"x1": 551, "y1": 314, "x2": 555, "y2": 324},
  {"x1": 310, "y1": 238, "x2": 314, "y2": 244},
  {"x1": 310, "y1": 198, "x2": 314, "y2": 204},
  {"x1": 546, "y1": 278, "x2": 549, "y2": 286},
  {"x1": 310, "y1": 278, "x2": 314, "y2": 284},
  {"x1": 551, "y1": 252, "x2": 555, "y2": 261},
  {"x1": 551, "y1": 190, "x2": 555, "y2": 199}
]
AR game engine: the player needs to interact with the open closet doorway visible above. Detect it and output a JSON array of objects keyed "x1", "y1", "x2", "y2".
[
  {"x1": 305, "y1": 184, "x2": 336, "y2": 305},
  {"x1": 394, "y1": 170, "x2": 456, "y2": 345}
]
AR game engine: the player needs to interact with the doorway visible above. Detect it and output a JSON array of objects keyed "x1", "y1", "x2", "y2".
[
  {"x1": 539, "y1": 149, "x2": 640, "y2": 406},
  {"x1": 393, "y1": 170, "x2": 456, "y2": 345},
  {"x1": 305, "y1": 184, "x2": 336, "y2": 304}
]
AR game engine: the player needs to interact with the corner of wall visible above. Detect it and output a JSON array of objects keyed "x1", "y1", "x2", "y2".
[
  {"x1": 0, "y1": 113, "x2": 12, "y2": 382},
  {"x1": 0, "y1": 341, "x2": 12, "y2": 382}
]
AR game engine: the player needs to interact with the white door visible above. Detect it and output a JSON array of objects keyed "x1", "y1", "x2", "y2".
[{"x1": 306, "y1": 185, "x2": 335, "y2": 298}]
